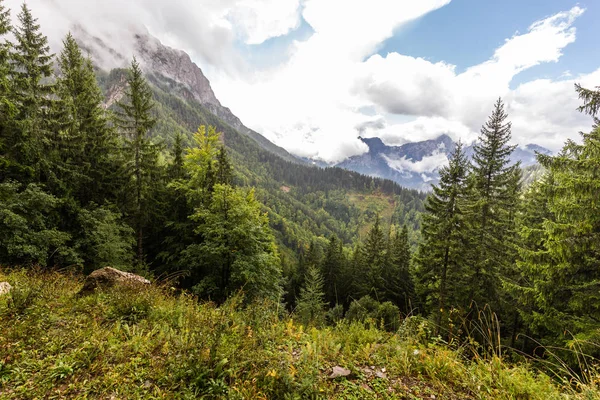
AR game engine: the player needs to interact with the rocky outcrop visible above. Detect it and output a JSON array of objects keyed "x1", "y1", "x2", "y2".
[
  {"x1": 0, "y1": 282, "x2": 12, "y2": 296},
  {"x1": 135, "y1": 33, "x2": 221, "y2": 107},
  {"x1": 79, "y1": 267, "x2": 150, "y2": 295}
]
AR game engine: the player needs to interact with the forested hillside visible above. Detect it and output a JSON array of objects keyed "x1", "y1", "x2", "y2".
[{"x1": 1, "y1": 2, "x2": 600, "y2": 398}]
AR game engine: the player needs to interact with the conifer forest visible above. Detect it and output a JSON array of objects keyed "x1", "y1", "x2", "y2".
[{"x1": 1, "y1": 2, "x2": 600, "y2": 398}]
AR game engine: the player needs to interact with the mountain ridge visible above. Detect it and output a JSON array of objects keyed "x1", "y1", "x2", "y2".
[{"x1": 336, "y1": 134, "x2": 551, "y2": 190}]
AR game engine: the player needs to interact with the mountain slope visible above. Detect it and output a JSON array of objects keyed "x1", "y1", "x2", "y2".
[
  {"x1": 76, "y1": 26, "x2": 303, "y2": 165},
  {"x1": 74, "y1": 27, "x2": 426, "y2": 261}
]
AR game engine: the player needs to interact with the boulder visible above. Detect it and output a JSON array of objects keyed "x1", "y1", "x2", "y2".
[
  {"x1": 0, "y1": 282, "x2": 12, "y2": 296},
  {"x1": 79, "y1": 267, "x2": 150, "y2": 295},
  {"x1": 329, "y1": 366, "x2": 352, "y2": 379}
]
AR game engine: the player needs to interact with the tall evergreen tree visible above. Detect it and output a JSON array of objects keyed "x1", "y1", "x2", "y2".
[
  {"x1": 0, "y1": 0, "x2": 13, "y2": 176},
  {"x1": 52, "y1": 33, "x2": 123, "y2": 204},
  {"x1": 296, "y1": 264, "x2": 327, "y2": 326},
  {"x1": 215, "y1": 146, "x2": 233, "y2": 186},
  {"x1": 168, "y1": 132, "x2": 185, "y2": 180},
  {"x1": 361, "y1": 216, "x2": 387, "y2": 299},
  {"x1": 384, "y1": 225, "x2": 414, "y2": 314},
  {"x1": 321, "y1": 234, "x2": 344, "y2": 306},
  {"x1": 116, "y1": 57, "x2": 160, "y2": 266},
  {"x1": 464, "y1": 98, "x2": 520, "y2": 314},
  {"x1": 6, "y1": 3, "x2": 54, "y2": 181},
  {"x1": 514, "y1": 85, "x2": 600, "y2": 357},
  {"x1": 415, "y1": 141, "x2": 470, "y2": 330}
]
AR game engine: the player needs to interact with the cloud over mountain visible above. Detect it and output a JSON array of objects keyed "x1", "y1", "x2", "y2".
[{"x1": 5, "y1": 0, "x2": 597, "y2": 163}]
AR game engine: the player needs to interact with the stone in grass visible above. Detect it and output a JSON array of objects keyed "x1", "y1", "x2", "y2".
[
  {"x1": 79, "y1": 267, "x2": 150, "y2": 295},
  {"x1": 0, "y1": 282, "x2": 12, "y2": 296},
  {"x1": 329, "y1": 366, "x2": 352, "y2": 379}
]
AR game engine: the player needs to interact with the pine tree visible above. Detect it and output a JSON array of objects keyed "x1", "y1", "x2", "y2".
[
  {"x1": 52, "y1": 33, "x2": 123, "y2": 204},
  {"x1": 116, "y1": 57, "x2": 160, "y2": 266},
  {"x1": 296, "y1": 264, "x2": 327, "y2": 326},
  {"x1": 514, "y1": 86, "x2": 600, "y2": 357},
  {"x1": 362, "y1": 215, "x2": 387, "y2": 299},
  {"x1": 0, "y1": 0, "x2": 13, "y2": 177},
  {"x1": 464, "y1": 98, "x2": 520, "y2": 314},
  {"x1": 415, "y1": 141, "x2": 470, "y2": 330},
  {"x1": 215, "y1": 146, "x2": 233, "y2": 186},
  {"x1": 384, "y1": 225, "x2": 414, "y2": 314},
  {"x1": 6, "y1": 3, "x2": 54, "y2": 181},
  {"x1": 321, "y1": 234, "x2": 344, "y2": 306}
]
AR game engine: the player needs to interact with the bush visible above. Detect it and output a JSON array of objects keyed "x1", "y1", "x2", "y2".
[
  {"x1": 326, "y1": 304, "x2": 344, "y2": 325},
  {"x1": 345, "y1": 296, "x2": 401, "y2": 332}
]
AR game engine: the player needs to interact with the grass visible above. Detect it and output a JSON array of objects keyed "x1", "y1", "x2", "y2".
[{"x1": 0, "y1": 268, "x2": 599, "y2": 399}]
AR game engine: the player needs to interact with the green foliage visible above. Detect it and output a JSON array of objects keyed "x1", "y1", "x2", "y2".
[
  {"x1": 295, "y1": 264, "x2": 327, "y2": 327},
  {"x1": 4, "y1": 3, "x2": 54, "y2": 182},
  {"x1": 0, "y1": 270, "x2": 589, "y2": 399},
  {"x1": 75, "y1": 206, "x2": 134, "y2": 272},
  {"x1": 187, "y1": 184, "x2": 283, "y2": 303},
  {"x1": 116, "y1": 57, "x2": 162, "y2": 266},
  {"x1": 346, "y1": 295, "x2": 401, "y2": 332},
  {"x1": 463, "y1": 98, "x2": 521, "y2": 315},
  {"x1": 415, "y1": 141, "x2": 470, "y2": 333},
  {"x1": 383, "y1": 224, "x2": 414, "y2": 314},
  {"x1": 51, "y1": 33, "x2": 123, "y2": 206},
  {"x1": 513, "y1": 86, "x2": 600, "y2": 360},
  {"x1": 0, "y1": 181, "x2": 75, "y2": 266}
]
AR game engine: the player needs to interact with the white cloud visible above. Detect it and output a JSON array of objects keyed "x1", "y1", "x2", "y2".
[
  {"x1": 5, "y1": 0, "x2": 302, "y2": 72},
  {"x1": 4, "y1": 1, "x2": 594, "y2": 161},
  {"x1": 351, "y1": 6, "x2": 588, "y2": 153},
  {"x1": 210, "y1": 0, "x2": 452, "y2": 162},
  {"x1": 383, "y1": 152, "x2": 449, "y2": 174}
]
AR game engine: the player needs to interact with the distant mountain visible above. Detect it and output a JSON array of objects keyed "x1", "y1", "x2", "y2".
[{"x1": 336, "y1": 135, "x2": 551, "y2": 191}]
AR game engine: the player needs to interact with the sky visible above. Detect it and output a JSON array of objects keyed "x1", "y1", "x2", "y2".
[{"x1": 7, "y1": 0, "x2": 600, "y2": 163}]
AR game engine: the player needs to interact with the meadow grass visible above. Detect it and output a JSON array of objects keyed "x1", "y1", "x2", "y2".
[{"x1": 1, "y1": 268, "x2": 598, "y2": 399}]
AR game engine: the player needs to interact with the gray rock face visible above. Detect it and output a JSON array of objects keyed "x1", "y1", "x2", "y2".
[
  {"x1": 135, "y1": 33, "x2": 220, "y2": 107},
  {"x1": 79, "y1": 267, "x2": 150, "y2": 295},
  {"x1": 0, "y1": 281, "x2": 12, "y2": 296}
]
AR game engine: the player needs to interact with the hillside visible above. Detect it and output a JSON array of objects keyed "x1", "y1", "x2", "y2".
[
  {"x1": 1, "y1": 269, "x2": 596, "y2": 400},
  {"x1": 93, "y1": 48, "x2": 426, "y2": 260}
]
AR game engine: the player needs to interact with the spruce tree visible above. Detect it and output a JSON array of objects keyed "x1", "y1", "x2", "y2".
[
  {"x1": 514, "y1": 86, "x2": 600, "y2": 357},
  {"x1": 415, "y1": 141, "x2": 470, "y2": 330},
  {"x1": 0, "y1": 0, "x2": 12, "y2": 177},
  {"x1": 464, "y1": 98, "x2": 520, "y2": 314},
  {"x1": 116, "y1": 57, "x2": 160, "y2": 266},
  {"x1": 321, "y1": 234, "x2": 344, "y2": 306},
  {"x1": 384, "y1": 225, "x2": 414, "y2": 314},
  {"x1": 53, "y1": 33, "x2": 123, "y2": 204},
  {"x1": 296, "y1": 264, "x2": 327, "y2": 326},
  {"x1": 168, "y1": 132, "x2": 185, "y2": 180},
  {"x1": 215, "y1": 146, "x2": 233, "y2": 186},
  {"x1": 6, "y1": 3, "x2": 54, "y2": 181},
  {"x1": 362, "y1": 215, "x2": 387, "y2": 299}
]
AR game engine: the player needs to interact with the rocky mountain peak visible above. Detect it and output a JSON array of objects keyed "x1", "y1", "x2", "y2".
[{"x1": 134, "y1": 33, "x2": 221, "y2": 107}]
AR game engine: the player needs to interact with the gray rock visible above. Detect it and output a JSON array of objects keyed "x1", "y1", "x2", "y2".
[
  {"x1": 0, "y1": 282, "x2": 12, "y2": 296},
  {"x1": 79, "y1": 267, "x2": 150, "y2": 295},
  {"x1": 329, "y1": 366, "x2": 351, "y2": 379}
]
